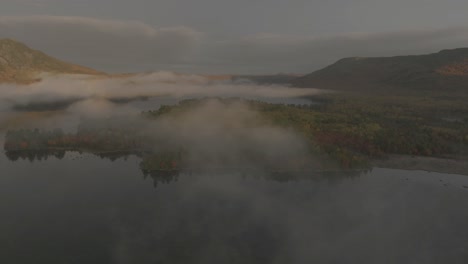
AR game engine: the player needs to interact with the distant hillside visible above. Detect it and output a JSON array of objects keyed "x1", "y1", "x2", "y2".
[
  {"x1": 0, "y1": 39, "x2": 104, "y2": 83},
  {"x1": 202, "y1": 74, "x2": 301, "y2": 85},
  {"x1": 232, "y1": 74, "x2": 301, "y2": 85},
  {"x1": 293, "y1": 48, "x2": 468, "y2": 92}
]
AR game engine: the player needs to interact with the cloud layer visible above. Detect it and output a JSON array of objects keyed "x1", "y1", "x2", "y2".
[
  {"x1": 1, "y1": 16, "x2": 468, "y2": 73},
  {"x1": 205, "y1": 27, "x2": 468, "y2": 73},
  {"x1": 0, "y1": 16, "x2": 202, "y2": 72}
]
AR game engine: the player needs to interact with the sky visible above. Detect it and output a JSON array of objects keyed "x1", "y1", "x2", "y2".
[{"x1": 1, "y1": 0, "x2": 468, "y2": 74}]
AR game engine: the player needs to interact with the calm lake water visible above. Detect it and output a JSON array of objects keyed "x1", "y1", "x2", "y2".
[{"x1": 1, "y1": 150, "x2": 468, "y2": 264}]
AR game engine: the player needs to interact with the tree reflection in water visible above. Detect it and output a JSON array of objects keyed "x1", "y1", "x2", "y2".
[
  {"x1": 141, "y1": 169, "x2": 180, "y2": 188},
  {"x1": 5, "y1": 149, "x2": 66, "y2": 162},
  {"x1": 4, "y1": 149, "x2": 369, "y2": 188}
]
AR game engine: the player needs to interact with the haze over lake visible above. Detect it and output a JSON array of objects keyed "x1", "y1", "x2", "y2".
[
  {"x1": 2, "y1": 1, "x2": 468, "y2": 262},
  {"x1": 1, "y1": 81, "x2": 468, "y2": 263}
]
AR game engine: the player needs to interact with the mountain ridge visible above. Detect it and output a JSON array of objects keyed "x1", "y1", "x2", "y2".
[
  {"x1": 293, "y1": 48, "x2": 468, "y2": 92},
  {"x1": 0, "y1": 39, "x2": 104, "y2": 83}
]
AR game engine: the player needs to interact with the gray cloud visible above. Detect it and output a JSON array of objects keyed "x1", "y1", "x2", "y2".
[
  {"x1": 0, "y1": 16, "x2": 202, "y2": 72},
  {"x1": 1, "y1": 16, "x2": 468, "y2": 74},
  {"x1": 204, "y1": 27, "x2": 468, "y2": 73}
]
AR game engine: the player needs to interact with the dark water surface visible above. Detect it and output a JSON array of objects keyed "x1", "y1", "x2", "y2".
[{"x1": 1, "y1": 151, "x2": 468, "y2": 264}]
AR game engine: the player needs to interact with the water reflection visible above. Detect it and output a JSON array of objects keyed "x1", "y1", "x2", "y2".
[
  {"x1": 5, "y1": 149, "x2": 66, "y2": 161},
  {"x1": 5, "y1": 150, "x2": 138, "y2": 161},
  {"x1": 2, "y1": 148, "x2": 468, "y2": 264},
  {"x1": 5, "y1": 149, "x2": 369, "y2": 189},
  {"x1": 142, "y1": 169, "x2": 180, "y2": 188}
]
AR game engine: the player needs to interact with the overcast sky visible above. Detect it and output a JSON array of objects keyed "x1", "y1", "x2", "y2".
[{"x1": 1, "y1": 0, "x2": 468, "y2": 74}]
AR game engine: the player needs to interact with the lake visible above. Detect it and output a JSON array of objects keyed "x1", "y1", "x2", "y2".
[{"x1": 1, "y1": 150, "x2": 468, "y2": 264}]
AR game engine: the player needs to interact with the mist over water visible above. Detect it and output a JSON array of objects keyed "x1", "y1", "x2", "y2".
[
  {"x1": 1, "y1": 73, "x2": 468, "y2": 264},
  {"x1": 0, "y1": 72, "x2": 321, "y2": 132},
  {"x1": 1, "y1": 151, "x2": 468, "y2": 264},
  {"x1": 0, "y1": 72, "x2": 320, "y2": 111},
  {"x1": 0, "y1": 73, "x2": 321, "y2": 169}
]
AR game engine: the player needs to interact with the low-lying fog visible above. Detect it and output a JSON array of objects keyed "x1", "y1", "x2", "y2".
[
  {"x1": 0, "y1": 72, "x2": 323, "y2": 130},
  {"x1": 3, "y1": 73, "x2": 468, "y2": 264},
  {"x1": 0, "y1": 72, "x2": 326, "y2": 168}
]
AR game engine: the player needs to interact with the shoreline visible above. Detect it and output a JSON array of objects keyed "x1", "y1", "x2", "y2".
[
  {"x1": 4, "y1": 147, "x2": 468, "y2": 176},
  {"x1": 372, "y1": 155, "x2": 468, "y2": 176}
]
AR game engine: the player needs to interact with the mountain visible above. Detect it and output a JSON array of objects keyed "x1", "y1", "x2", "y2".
[
  {"x1": 0, "y1": 39, "x2": 104, "y2": 83},
  {"x1": 293, "y1": 48, "x2": 468, "y2": 92}
]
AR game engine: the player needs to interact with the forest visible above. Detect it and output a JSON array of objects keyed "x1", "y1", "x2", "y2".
[
  {"x1": 144, "y1": 95, "x2": 468, "y2": 168},
  {"x1": 4, "y1": 94, "x2": 468, "y2": 170}
]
